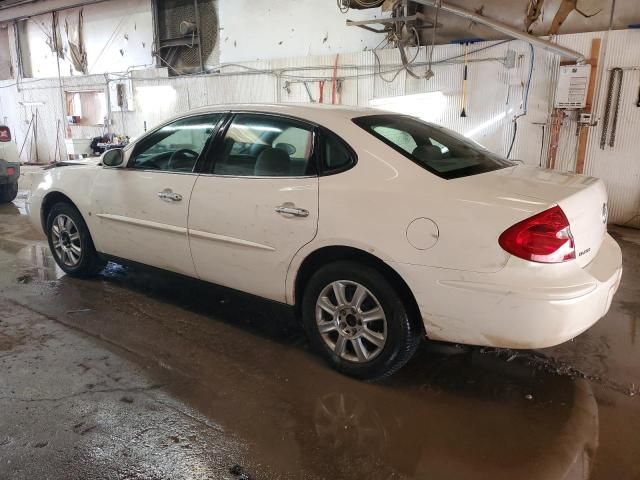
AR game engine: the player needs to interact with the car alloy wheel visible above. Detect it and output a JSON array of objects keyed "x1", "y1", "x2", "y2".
[
  {"x1": 315, "y1": 280, "x2": 387, "y2": 363},
  {"x1": 51, "y1": 214, "x2": 82, "y2": 267}
]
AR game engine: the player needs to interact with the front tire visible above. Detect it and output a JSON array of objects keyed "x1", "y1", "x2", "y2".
[
  {"x1": 302, "y1": 261, "x2": 422, "y2": 381},
  {"x1": 0, "y1": 183, "x2": 18, "y2": 203},
  {"x1": 46, "y1": 202, "x2": 106, "y2": 277}
]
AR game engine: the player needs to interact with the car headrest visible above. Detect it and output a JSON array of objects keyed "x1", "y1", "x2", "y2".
[
  {"x1": 413, "y1": 145, "x2": 443, "y2": 163},
  {"x1": 254, "y1": 147, "x2": 291, "y2": 176}
]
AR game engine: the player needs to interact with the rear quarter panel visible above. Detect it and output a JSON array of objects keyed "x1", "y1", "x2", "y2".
[{"x1": 286, "y1": 122, "x2": 549, "y2": 302}]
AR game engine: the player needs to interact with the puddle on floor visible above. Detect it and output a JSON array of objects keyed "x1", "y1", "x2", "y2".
[{"x1": 1, "y1": 195, "x2": 640, "y2": 479}]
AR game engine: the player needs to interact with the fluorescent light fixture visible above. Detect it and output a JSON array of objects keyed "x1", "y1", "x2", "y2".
[
  {"x1": 370, "y1": 92, "x2": 446, "y2": 122},
  {"x1": 465, "y1": 109, "x2": 514, "y2": 138},
  {"x1": 19, "y1": 101, "x2": 45, "y2": 106},
  {"x1": 135, "y1": 85, "x2": 176, "y2": 112}
]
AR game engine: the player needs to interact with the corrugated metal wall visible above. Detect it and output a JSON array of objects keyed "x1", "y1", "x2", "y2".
[
  {"x1": 566, "y1": 30, "x2": 640, "y2": 227},
  {"x1": 1, "y1": 29, "x2": 639, "y2": 225}
]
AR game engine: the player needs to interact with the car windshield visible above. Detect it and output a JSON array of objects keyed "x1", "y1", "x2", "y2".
[{"x1": 353, "y1": 114, "x2": 514, "y2": 180}]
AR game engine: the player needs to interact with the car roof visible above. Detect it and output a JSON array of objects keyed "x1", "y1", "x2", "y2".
[
  {"x1": 181, "y1": 103, "x2": 381, "y2": 124},
  {"x1": 125, "y1": 103, "x2": 387, "y2": 149}
]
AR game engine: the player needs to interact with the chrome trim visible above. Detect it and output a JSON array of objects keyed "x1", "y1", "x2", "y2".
[
  {"x1": 157, "y1": 189, "x2": 183, "y2": 202},
  {"x1": 103, "y1": 167, "x2": 200, "y2": 176},
  {"x1": 96, "y1": 213, "x2": 187, "y2": 235},
  {"x1": 188, "y1": 229, "x2": 275, "y2": 251},
  {"x1": 275, "y1": 205, "x2": 309, "y2": 217},
  {"x1": 196, "y1": 173, "x2": 317, "y2": 179}
]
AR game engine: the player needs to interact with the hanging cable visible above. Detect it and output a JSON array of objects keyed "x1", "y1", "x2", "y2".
[
  {"x1": 507, "y1": 119, "x2": 518, "y2": 158},
  {"x1": 398, "y1": 26, "x2": 423, "y2": 79},
  {"x1": 337, "y1": 0, "x2": 350, "y2": 13},
  {"x1": 425, "y1": 0, "x2": 441, "y2": 79},
  {"x1": 521, "y1": 43, "x2": 535, "y2": 116},
  {"x1": 507, "y1": 43, "x2": 535, "y2": 159}
]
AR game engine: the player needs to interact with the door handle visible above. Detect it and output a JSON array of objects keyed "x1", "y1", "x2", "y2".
[
  {"x1": 157, "y1": 189, "x2": 182, "y2": 202},
  {"x1": 275, "y1": 204, "x2": 309, "y2": 217}
]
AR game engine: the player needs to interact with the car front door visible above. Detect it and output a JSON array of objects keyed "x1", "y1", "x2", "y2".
[
  {"x1": 188, "y1": 113, "x2": 319, "y2": 302},
  {"x1": 91, "y1": 113, "x2": 224, "y2": 276}
]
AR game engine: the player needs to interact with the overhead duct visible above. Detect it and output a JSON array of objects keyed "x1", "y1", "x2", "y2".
[
  {"x1": 153, "y1": 0, "x2": 218, "y2": 75},
  {"x1": 338, "y1": 0, "x2": 385, "y2": 9},
  {"x1": 411, "y1": 0, "x2": 586, "y2": 63}
]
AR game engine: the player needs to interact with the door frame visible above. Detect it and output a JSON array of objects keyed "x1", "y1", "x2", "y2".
[
  {"x1": 196, "y1": 111, "x2": 323, "y2": 178},
  {"x1": 118, "y1": 112, "x2": 229, "y2": 173}
]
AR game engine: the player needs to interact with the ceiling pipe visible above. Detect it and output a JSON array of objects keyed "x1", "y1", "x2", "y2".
[
  {"x1": 0, "y1": 0, "x2": 108, "y2": 22},
  {"x1": 412, "y1": 0, "x2": 586, "y2": 64}
]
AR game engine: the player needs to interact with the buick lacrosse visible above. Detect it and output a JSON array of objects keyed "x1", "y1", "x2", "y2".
[{"x1": 28, "y1": 104, "x2": 623, "y2": 379}]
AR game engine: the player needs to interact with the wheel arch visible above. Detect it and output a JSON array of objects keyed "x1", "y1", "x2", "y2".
[
  {"x1": 292, "y1": 245, "x2": 423, "y2": 333},
  {"x1": 40, "y1": 191, "x2": 79, "y2": 231}
]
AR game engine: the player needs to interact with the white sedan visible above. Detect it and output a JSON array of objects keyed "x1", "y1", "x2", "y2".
[{"x1": 27, "y1": 104, "x2": 623, "y2": 379}]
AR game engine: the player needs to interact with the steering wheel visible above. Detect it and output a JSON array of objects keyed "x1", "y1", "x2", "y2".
[{"x1": 168, "y1": 148, "x2": 199, "y2": 170}]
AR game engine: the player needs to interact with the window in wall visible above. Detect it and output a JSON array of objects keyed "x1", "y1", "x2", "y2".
[{"x1": 65, "y1": 91, "x2": 107, "y2": 126}]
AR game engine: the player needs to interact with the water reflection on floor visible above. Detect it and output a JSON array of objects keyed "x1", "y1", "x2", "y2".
[{"x1": 1, "y1": 195, "x2": 639, "y2": 479}]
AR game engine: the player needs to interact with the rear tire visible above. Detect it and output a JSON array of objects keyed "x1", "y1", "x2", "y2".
[
  {"x1": 302, "y1": 261, "x2": 422, "y2": 381},
  {"x1": 0, "y1": 183, "x2": 18, "y2": 203},
  {"x1": 46, "y1": 202, "x2": 106, "y2": 277}
]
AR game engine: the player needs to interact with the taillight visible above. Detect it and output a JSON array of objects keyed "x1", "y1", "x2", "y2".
[
  {"x1": 6, "y1": 167, "x2": 15, "y2": 176},
  {"x1": 0, "y1": 126, "x2": 10, "y2": 142},
  {"x1": 499, "y1": 206, "x2": 575, "y2": 263}
]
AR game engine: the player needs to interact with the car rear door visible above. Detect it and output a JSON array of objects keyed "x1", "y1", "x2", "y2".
[
  {"x1": 188, "y1": 112, "x2": 319, "y2": 302},
  {"x1": 90, "y1": 113, "x2": 224, "y2": 276}
]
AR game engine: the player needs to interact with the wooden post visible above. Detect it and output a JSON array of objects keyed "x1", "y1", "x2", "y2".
[
  {"x1": 575, "y1": 38, "x2": 601, "y2": 174},
  {"x1": 548, "y1": 108, "x2": 564, "y2": 170}
]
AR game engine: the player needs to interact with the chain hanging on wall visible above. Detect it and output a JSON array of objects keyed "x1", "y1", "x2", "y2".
[{"x1": 600, "y1": 67, "x2": 623, "y2": 149}]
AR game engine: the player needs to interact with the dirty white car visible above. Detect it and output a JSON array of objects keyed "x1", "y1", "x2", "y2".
[{"x1": 27, "y1": 104, "x2": 623, "y2": 379}]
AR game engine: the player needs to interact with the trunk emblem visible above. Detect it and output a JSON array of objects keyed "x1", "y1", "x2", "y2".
[{"x1": 602, "y1": 203, "x2": 608, "y2": 224}]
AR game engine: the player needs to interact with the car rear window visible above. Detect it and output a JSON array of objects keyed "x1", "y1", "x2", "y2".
[{"x1": 353, "y1": 115, "x2": 514, "y2": 179}]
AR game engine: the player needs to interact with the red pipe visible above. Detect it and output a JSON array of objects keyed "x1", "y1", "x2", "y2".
[{"x1": 331, "y1": 54, "x2": 339, "y2": 105}]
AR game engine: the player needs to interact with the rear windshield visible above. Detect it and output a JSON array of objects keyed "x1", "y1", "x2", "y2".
[{"x1": 353, "y1": 115, "x2": 514, "y2": 179}]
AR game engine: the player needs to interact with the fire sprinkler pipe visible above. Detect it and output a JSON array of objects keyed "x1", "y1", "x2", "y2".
[{"x1": 411, "y1": 0, "x2": 586, "y2": 64}]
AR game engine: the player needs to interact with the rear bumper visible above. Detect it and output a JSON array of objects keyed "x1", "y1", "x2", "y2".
[{"x1": 393, "y1": 233, "x2": 623, "y2": 349}]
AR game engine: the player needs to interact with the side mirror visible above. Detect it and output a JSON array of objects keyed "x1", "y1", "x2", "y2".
[{"x1": 102, "y1": 148, "x2": 124, "y2": 167}]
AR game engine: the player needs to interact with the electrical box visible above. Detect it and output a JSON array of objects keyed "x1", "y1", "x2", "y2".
[
  {"x1": 555, "y1": 65, "x2": 592, "y2": 109},
  {"x1": 108, "y1": 80, "x2": 134, "y2": 112}
]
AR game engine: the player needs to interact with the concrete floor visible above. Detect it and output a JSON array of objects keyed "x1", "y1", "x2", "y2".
[{"x1": 1, "y1": 191, "x2": 639, "y2": 480}]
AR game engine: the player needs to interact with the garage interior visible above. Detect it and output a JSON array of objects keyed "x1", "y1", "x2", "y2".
[{"x1": 0, "y1": 0, "x2": 639, "y2": 478}]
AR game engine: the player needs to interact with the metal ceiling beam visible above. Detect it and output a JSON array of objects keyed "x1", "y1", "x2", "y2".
[
  {"x1": 412, "y1": 0, "x2": 586, "y2": 64},
  {"x1": 0, "y1": 0, "x2": 109, "y2": 22}
]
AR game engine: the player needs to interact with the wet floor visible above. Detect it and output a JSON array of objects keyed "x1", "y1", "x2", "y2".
[{"x1": 1, "y1": 193, "x2": 639, "y2": 480}]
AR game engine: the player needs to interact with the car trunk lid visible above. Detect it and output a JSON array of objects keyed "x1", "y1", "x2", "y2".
[{"x1": 456, "y1": 165, "x2": 608, "y2": 268}]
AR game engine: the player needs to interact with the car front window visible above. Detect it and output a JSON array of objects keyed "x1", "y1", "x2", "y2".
[
  {"x1": 128, "y1": 114, "x2": 223, "y2": 172},
  {"x1": 354, "y1": 115, "x2": 514, "y2": 180}
]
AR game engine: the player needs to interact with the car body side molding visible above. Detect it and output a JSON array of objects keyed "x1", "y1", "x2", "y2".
[
  {"x1": 96, "y1": 213, "x2": 187, "y2": 236},
  {"x1": 188, "y1": 229, "x2": 276, "y2": 251}
]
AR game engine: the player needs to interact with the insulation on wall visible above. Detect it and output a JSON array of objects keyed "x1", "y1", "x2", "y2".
[{"x1": 0, "y1": 29, "x2": 639, "y2": 226}]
